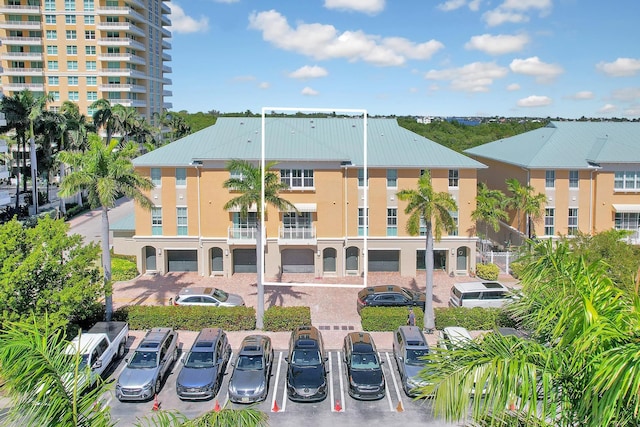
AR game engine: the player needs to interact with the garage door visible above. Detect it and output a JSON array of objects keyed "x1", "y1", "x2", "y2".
[
  {"x1": 368, "y1": 250, "x2": 400, "y2": 272},
  {"x1": 233, "y1": 249, "x2": 256, "y2": 273},
  {"x1": 282, "y1": 249, "x2": 314, "y2": 273},
  {"x1": 167, "y1": 250, "x2": 198, "y2": 272}
]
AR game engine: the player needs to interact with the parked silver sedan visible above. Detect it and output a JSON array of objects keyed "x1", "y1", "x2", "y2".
[
  {"x1": 172, "y1": 287, "x2": 245, "y2": 307},
  {"x1": 228, "y1": 335, "x2": 273, "y2": 403}
]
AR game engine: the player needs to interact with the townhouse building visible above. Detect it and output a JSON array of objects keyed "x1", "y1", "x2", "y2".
[
  {"x1": 0, "y1": 0, "x2": 172, "y2": 118},
  {"x1": 465, "y1": 121, "x2": 640, "y2": 243},
  {"x1": 115, "y1": 117, "x2": 486, "y2": 279}
]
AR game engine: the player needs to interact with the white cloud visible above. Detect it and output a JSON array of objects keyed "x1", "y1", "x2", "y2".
[
  {"x1": 506, "y1": 83, "x2": 520, "y2": 91},
  {"x1": 437, "y1": 0, "x2": 481, "y2": 11},
  {"x1": 571, "y1": 91, "x2": 594, "y2": 100},
  {"x1": 301, "y1": 86, "x2": 319, "y2": 96},
  {"x1": 483, "y1": 0, "x2": 552, "y2": 27},
  {"x1": 248, "y1": 10, "x2": 443, "y2": 67},
  {"x1": 510, "y1": 56, "x2": 563, "y2": 83},
  {"x1": 517, "y1": 95, "x2": 552, "y2": 107},
  {"x1": 610, "y1": 87, "x2": 640, "y2": 102},
  {"x1": 169, "y1": 3, "x2": 209, "y2": 34},
  {"x1": 409, "y1": 87, "x2": 420, "y2": 93},
  {"x1": 465, "y1": 33, "x2": 529, "y2": 55},
  {"x1": 598, "y1": 103, "x2": 617, "y2": 113},
  {"x1": 324, "y1": 0, "x2": 385, "y2": 14},
  {"x1": 424, "y1": 62, "x2": 509, "y2": 92},
  {"x1": 259, "y1": 82, "x2": 270, "y2": 89},
  {"x1": 623, "y1": 105, "x2": 640, "y2": 116},
  {"x1": 596, "y1": 58, "x2": 640, "y2": 77},
  {"x1": 289, "y1": 65, "x2": 329, "y2": 79}
]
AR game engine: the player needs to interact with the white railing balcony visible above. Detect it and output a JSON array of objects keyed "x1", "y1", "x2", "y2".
[
  {"x1": 125, "y1": 0, "x2": 145, "y2": 9},
  {"x1": 162, "y1": 40, "x2": 172, "y2": 51},
  {"x1": 107, "y1": 99, "x2": 146, "y2": 108},
  {"x1": 1, "y1": 52, "x2": 43, "y2": 61},
  {"x1": 98, "y1": 68, "x2": 147, "y2": 78},
  {"x1": 161, "y1": 77, "x2": 172, "y2": 85},
  {"x1": 227, "y1": 227, "x2": 258, "y2": 244},
  {"x1": 98, "y1": 52, "x2": 146, "y2": 65},
  {"x1": 162, "y1": 64, "x2": 172, "y2": 73},
  {"x1": 161, "y1": 27, "x2": 171, "y2": 38},
  {"x1": 0, "y1": 191, "x2": 11, "y2": 206},
  {"x1": 96, "y1": 22, "x2": 145, "y2": 37},
  {"x1": 161, "y1": 1, "x2": 171, "y2": 14},
  {"x1": 278, "y1": 226, "x2": 316, "y2": 245},
  {"x1": 163, "y1": 89, "x2": 172, "y2": 97},
  {"x1": 161, "y1": 15, "x2": 171, "y2": 27},
  {"x1": 99, "y1": 83, "x2": 146, "y2": 93},
  {"x1": 162, "y1": 102, "x2": 173, "y2": 109},
  {"x1": 0, "y1": 36, "x2": 41, "y2": 45},
  {"x1": 0, "y1": 20, "x2": 41, "y2": 30},
  {"x1": 3, "y1": 82, "x2": 44, "y2": 91},
  {"x1": 0, "y1": 4, "x2": 41, "y2": 14},
  {"x1": 3, "y1": 67, "x2": 45, "y2": 75},
  {"x1": 97, "y1": 37, "x2": 146, "y2": 51}
]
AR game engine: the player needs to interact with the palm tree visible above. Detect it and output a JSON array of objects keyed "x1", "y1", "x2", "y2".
[
  {"x1": 471, "y1": 182, "x2": 509, "y2": 254},
  {"x1": 0, "y1": 314, "x2": 113, "y2": 426},
  {"x1": 58, "y1": 133, "x2": 154, "y2": 321},
  {"x1": 396, "y1": 170, "x2": 457, "y2": 331},
  {"x1": 420, "y1": 240, "x2": 640, "y2": 426},
  {"x1": 135, "y1": 406, "x2": 268, "y2": 427},
  {"x1": 36, "y1": 110, "x2": 65, "y2": 205},
  {"x1": 26, "y1": 92, "x2": 54, "y2": 214},
  {"x1": 223, "y1": 159, "x2": 296, "y2": 330},
  {"x1": 506, "y1": 178, "x2": 547, "y2": 238},
  {"x1": 91, "y1": 99, "x2": 125, "y2": 144}
]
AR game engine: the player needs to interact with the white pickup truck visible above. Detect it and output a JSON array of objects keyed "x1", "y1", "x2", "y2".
[{"x1": 66, "y1": 321, "x2": 129, "y2": 387}]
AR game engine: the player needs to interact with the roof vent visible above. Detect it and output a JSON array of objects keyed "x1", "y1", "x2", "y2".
[
  {"x1": 311, "y1": 125, "x2": 315, "y2": 129},
  {"x1": 247, "y1": 139, "x2": 251, "y2": 143},
  {"x1": 240, "y1": 121, "x2": 244, "y2": 125}
]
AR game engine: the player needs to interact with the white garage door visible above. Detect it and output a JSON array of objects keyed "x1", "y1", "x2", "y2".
[{"x1": 282, "y1": 249, "x2": 314, "y2": 273}]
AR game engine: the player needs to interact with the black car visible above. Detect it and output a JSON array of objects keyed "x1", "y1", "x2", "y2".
[
  {"x1": 343, "y1": 332, "x2": 385, "y2": 400},
  {"x1": 357, "y1": 285, "x2": 426, "y2": 313},
  {"x1": 285, "y1": 326, "x2": 328, "y2": 402}
]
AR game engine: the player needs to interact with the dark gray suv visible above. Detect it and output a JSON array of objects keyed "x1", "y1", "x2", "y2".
[
  {"x1": 393, "y1": 326, "x2": 430, "y2": 396},
  {"x1": 176, "y1": 328, "x2": 231, "y2": 400}
]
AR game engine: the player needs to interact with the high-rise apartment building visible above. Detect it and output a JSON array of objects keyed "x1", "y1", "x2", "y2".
[{"x1": 0, "y1": 0, "x2": 172, "y2": 118}]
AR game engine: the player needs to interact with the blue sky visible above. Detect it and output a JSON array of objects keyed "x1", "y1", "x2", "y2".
[{"x1": 166, "y1": 0, "x2": 640, "y2": 119}]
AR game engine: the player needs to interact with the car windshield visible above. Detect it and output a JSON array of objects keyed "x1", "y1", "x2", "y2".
[
  {"x1": 401, "y1": 288, "x2": 414, "y2": 299},
  {"x1": 236, "y1": 355, "x2": 264, "y2": 371},
  {"x1": 128, "y1": 350, "x2": 158, "y2": 368},
  {"x1": 291, "y1": 350, "x2": 321, "y2": 366},
  {"x1": 406, "y1": 349, "x2": 429, "y2": 365},
  {"x1": 351, "y1": 352, "x2": 380, "y2": 370},
  {"x1": 212, "y1": 288, "x2": 229, "y2": 302},
  {"x1": 184, "y1": 351, "x2": 215, "y2": 368}
]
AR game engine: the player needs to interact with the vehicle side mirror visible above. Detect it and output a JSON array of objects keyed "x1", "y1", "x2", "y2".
[
  {"x1": 124, "y1": 358, "x2": 129, "y2": 363},
  {"x1": 284, "y1": 357, "x2": 289, "y2": 363},
  {"x1": 380, "y1": 360, "x2": 385, "y2": 365},
  {"x1": 92, "y1": 360, "x2": 102, "y2": 370},
  {"x1": 230, "y1": 361, "x2": 235, "y2": 367},
  {"x1": 398, "y1": 356, "x2": 404, "y2": 362},
  {"x1": 324, "y1": 357, "x2": 329, "y2": 362}
]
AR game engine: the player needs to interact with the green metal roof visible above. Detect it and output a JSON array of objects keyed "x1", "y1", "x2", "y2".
[
  {"x1": 133, "y1": 117, "x2": 485, "y2": 169},
  {"x1": 465, "y1": 121, "x2": 640, "y2": 169},
  {"x1": 110, "y1": 212, "x2": 135, "y2": 231}
]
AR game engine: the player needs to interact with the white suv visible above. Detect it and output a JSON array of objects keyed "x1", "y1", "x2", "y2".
[{"x1": 449, "y1": 281, "x2": 515, "y2": 308}]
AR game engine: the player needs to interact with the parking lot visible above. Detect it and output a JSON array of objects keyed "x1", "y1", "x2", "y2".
[{"x1": 105, "y1": 337, "x2": 454, "y2": 427}]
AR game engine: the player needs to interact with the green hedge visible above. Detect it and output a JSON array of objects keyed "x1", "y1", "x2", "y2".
[
  {"x1": 263, "y1": 306, "x2": 311, "y2": 331},
  {"x1": 111, "y1": 256, "x2": 139, "y2": 281},
  {"x1": 361, "y1": 307, "x2": 424, "y2": 331},
  {"x1": 476, "y1": 263, "x2": 500, "y2": 280},
  {"x1": 121, "y1": 305, "x2": 256, "y2": 331},
  {"x1": 434, "y1": 307, "x2": 515, "y2": 330}
]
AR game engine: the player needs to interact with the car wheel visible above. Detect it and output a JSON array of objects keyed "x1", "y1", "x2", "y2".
[
  {"x1": 117, "y1": 342, "x2": 126, "y2": 359},
  {"x1": 173, "y1": 347, "x2": 178, "y2": 363},
  {"x1": 155, "y1": 378, "x2": 162, "y2": 395}
]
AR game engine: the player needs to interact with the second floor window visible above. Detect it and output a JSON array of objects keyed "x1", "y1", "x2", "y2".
[
  {"x1": 569, "y1": 170, "x2": 579, "y2": 188},
  {"x1": 281, "y1": 169, "x2": 313, "y2": 189},
  {"x1": 387, "y1": 208, "x2": 397, "y2": 236},
  {"x1": 449, "y1": 210, "x2": 459, "y2": 236},
  {"x1": 568, "y1": 208, "x2": 578, "y2": 235},
  {"x1": 387, "y1": 169, "x2": 397, "y2": 188},
  {"x1": 358, "y1": 208, "x2": 368, "y2": 236},
  {"x1": 545, "y1": 208, "x2": 555, "y2": 236},
  {"x1": 176, "y1": 207, "x2": 187, "y2": 236},
  {"x1": 151, "y1": 207, "x2": 162, "y2": 235}
]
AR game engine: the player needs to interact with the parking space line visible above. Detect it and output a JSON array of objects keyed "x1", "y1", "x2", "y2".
[
  {"x1": 384, "y1": 352, "x2": 404, "y2": 412},
  {"x1": 220, "y1": 351, "x2": 233, "y2": 407},
  {"x1": 329, "y1": 351, "x2": 335, "y2": 411},
  {"x1": 336, "y1": 351, "x2": 346, "y2": 412},
  {"x1": 272, "y1": 351, "x2": 285, "y2": 412}
]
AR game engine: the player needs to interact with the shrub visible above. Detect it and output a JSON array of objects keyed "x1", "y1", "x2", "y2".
[
  {"x1": 64, "y1": 202, "x2": 90, "y2": 220},
  {"x1": 111, "y1": 255, "x2": 139, "y2": 281},
  {"x1": 361, "y1": 306, "x2": 424, "y2": 331},
  {"x1": 434, "y1": 307, "x2": 513, "y2": 330},
  {"x1": 476, "y1": 263, "x2": 500, "y2": 280},
  {"x1": 263, "y1": 306, "x2": 311, "y2": 331},
  {"x1": 123, "y1": 305, "x2": 256, "y2": 331}
]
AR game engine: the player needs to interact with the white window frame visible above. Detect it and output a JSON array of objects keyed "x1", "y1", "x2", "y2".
[
  {"x1": 544, "y1": 208, "x2": 555, "y2": 236},
  {"x1": 176, "y1": 207, "x2": 187, "y2": 236},
  {"x1": 151, "y1": 207, "x2": 162, "y2": 235},
  {"x1": 358, "y1": 207, "x2": 369, "y2": 236},
  {"x1": 387, "y1": 207, "x2": 397, "y2": 236},
  {"x1": 569, "y1": 170, "x2": 579, "y2": 188},
  {"x1": 151, "y1": 168, "x2": 161, "y2": 186},
  {"x1": 386, "y1": 169, "x2": 397, "y2": 188},
  {"x1": 175, "y1": 168, "x2": 186, "y2": 186},
  {"x1": 568, "y1": 208, "x2": 578, "y2": 235},
  {"x1": 448, "y1": 169, "x2": 459, "y2": 188},
  {"x1": 614, "y1": 171, "x2": 640, "y2": 191},
  {"x1": 281, "y1": 168, "x2": 314, "y2": 189},
  {"x1": 545, "y1": 170, "x2": 555, "y2": 188}
]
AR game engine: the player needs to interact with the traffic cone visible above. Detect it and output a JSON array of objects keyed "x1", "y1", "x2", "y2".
[
  {"x1": 213, "y1": 400, "x2": 221, "y2": 412},
  {"x1": 396, "y1": 401, "x2": 404, "y2": 412},
  {"x1": 152, "y1": 394, "x2": 160, "y2": 411},
  {"x1": 334, "y1": 399, "x2": 342, "y2": 412},
  {"x1": 272, "y1": 400, "x2": 280, "y2": 412}
]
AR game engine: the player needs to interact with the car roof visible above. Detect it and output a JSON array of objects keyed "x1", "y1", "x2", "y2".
[
  {"x1": 346, "y1": 332, "x2": 376, "y2": 353},
  {"x1": 397, "y1": 326, "x2": 428, "y2": 347},
  {"x1": 443, "y1": 326, "x2": 473, "y2": 343},
  {"x1": 358, "y1": 285, "x2": 405, "y2": 297},
  {"x1": 191, "y1": 328, "x2": 223, "y2": 351},
  {"x1": 239, "y1": 335, "x2": 270, "y2": 356},
  {"x1": 139, "y1": 328, "x2": 173, "y2": 349},
  {"x1": 292, "y1": 326, "x2": 322, "y2": 348},
  {"x1": 177, "y1": 287, "x2": 216, "y2": 297},
  {"x1": 452, "y1": 281, "x2": 509, "y2": 292}
]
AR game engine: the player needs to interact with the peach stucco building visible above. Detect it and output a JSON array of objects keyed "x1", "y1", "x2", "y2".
[{"x1": 114, "y1": 117, "x2": 486, "y2": 279}]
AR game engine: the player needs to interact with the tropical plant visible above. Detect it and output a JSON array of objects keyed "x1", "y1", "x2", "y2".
[
  {"x1": 471, "y1": 182, "x2": 509, "y2": 254},
  {"x1": 0, "y1": 314, "x2": 114, "y2": 427},
  {"x1": 135, "y1": 406, "x2": 268, "y2": 427},
  {"x1": 420, "y1": 239, "x2": 640, "y2": 426},
  {"x1": 58, "y1": 134, "x2": 154, "y2": 321},
  {"x1": 91, "y1": 99, "x2": 124, "y2": 144},
  {"x1": 223, "y1": 159, "x2": 296, "y2": 329},
  {"x1": 396, "y1": 170, "x2": 457, "y2": 331},
  {"x1": 26, "y1": 92, "x2": 54, "y2": 214},
  {"x1": 506, "y1": 178, "x2": 547, "y2": 238}
]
